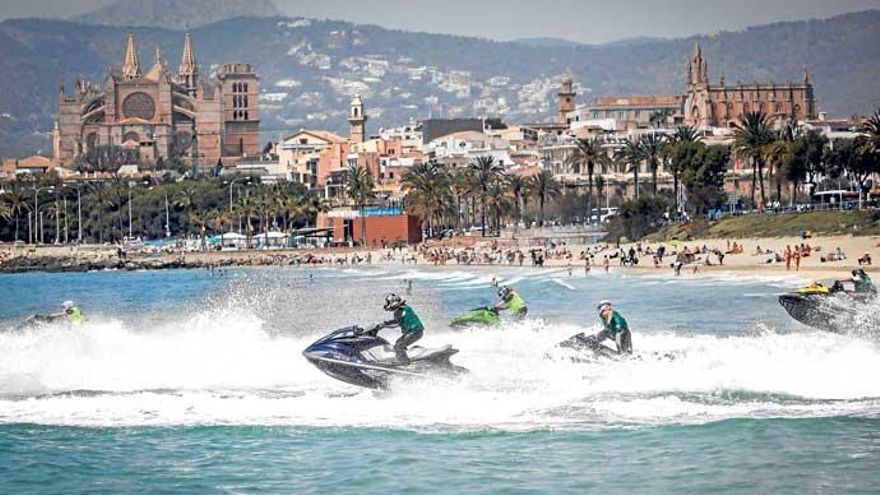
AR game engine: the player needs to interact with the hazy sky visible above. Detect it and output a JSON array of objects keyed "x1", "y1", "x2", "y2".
[{"x1": 1, "y1": 0, "x2": 879, "y2": 43}]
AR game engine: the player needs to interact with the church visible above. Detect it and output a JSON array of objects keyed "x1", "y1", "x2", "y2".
[
  {"x1": 54, "y1": 33, "x2": 261, "y2": 172},
  {"x1": 682, "y1": 43, "x2": 817, "y2": 128}
]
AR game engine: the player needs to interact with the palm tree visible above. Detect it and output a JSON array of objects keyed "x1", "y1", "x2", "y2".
[
  {"x1": 0, "y1": 184, "x2": 31, "y2": 242},
  {"x1": 566, "y1": 138, "x2": 607, "y2": 223},
  {"x1": 506, "y1": 174, "x2": 529, "y2": 229},
  {"x1": 733, "y1": 111, "x2": 774, "y2": 207},
  {"x1": 529, "y1": 169, "x2": 561, "y2": 226},
  {"x1": 87, "y1": 181, "x2": 114, "y2": 243},
  {"x1": 639, "y1": 133, "x2": 665, "y2": 196},
  {"x1": 345, "y1": 163, "x2": 376, "y2": 246},
  {"x1": 467, "y1": 156, "x2": 503, "y2": 236},
  {"x1": 400, "y1": 161, "x2": 453, "y2": 237},
  {"x1": 858, "y1": 108, "x2": 880, "y2": 151},
  {"x1": 617, "y1": 138, "x2": 644, "y2": 201},
  {"x1": 667, "y1": 125, "x2": 702, "y2": 211},
  {"x1": 450, "y1": 168, "x2": 473, "y2": 231},
  {"x1": 235, "y1": 189, "x2": 258, "y2": 248},
  {"x1": 765, "y1": 123, "x2": 800, "y2": 205},
  {"x1": 485, "y1": 178, "x2": 511, "y2": 235}
]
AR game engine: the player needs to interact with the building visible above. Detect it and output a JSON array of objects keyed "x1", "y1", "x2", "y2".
[
  {"x1": 348, "y1": 95, "x2": 367, "y2": 143},
  {"x1": 279, "y1": 129, "x2": 348, "y2": 187},
  {"x1": 558, "y1": 71, "x2": 577, "y2": 124},
  {"x1": 574, "y1": 95, "x2": 684, "y2": 130},
  {"x1": 683, "y1": 43, "x2": 817, "y2": 128},
  {"x1": 55, "y1": 33, "x2": 261, "y2": 172}
]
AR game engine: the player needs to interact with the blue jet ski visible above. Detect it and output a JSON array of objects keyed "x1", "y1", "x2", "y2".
[{"x1": 303, "y1": 325, "x2": 467, "y2": 389}]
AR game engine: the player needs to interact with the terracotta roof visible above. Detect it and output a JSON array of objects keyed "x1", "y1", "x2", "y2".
[{"x1": 591, "y1": 95, "x2": 681, "y2": 107}]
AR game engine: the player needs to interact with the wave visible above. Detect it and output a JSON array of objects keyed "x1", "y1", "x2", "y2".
[{"x1": 1, "y1": 300, "x2": 878, "y2": 430}]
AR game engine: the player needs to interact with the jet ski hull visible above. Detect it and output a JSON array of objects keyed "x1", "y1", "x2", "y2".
[
  {"x1": 778, "y1": 292, "x2": 877, "y2": 332},
  {"x1": 303, "y1": 326, "x2": 468, "y2": 389},
  {"x1": 450, "y1": 307, "x2": 501, "y2": 328}
]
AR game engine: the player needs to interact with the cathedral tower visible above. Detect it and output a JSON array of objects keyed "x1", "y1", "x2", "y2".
[
  {"x1": 177, "y1": 33, "x2": 199, "y2": 96},
  {"x1": 121, "y1": 34, "x2": 141, "y2": 80},
  {"x1": 349, "y1": 95, "x2": 367, "y2": 143}
]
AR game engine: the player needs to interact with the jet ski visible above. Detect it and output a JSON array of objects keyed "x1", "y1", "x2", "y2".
[
  {"x1": 450, "y1": 307, "x2": 501, "y2": 328},
  {"x1": 778, "y1": 283, "x2": 877, "y2": 332},
  {"x1": 557, "y1": 332, "x2": 621, "y2": 359},
  {"x1": 303, "y1": 325, "x2": 468, "y2": 389}
]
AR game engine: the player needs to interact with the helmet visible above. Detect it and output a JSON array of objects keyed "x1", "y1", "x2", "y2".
[
  {"x1": 497, "y1": 285, "x2": 512, "y2": 300},
  {"x1": 596, "y1": 300, "x2": 612, "y2": 314},
  {"x1": 62, "y1": 300, "x2": 74, "y2": 311},
  {"x1": 854, "y1": 268, "x2": 866, "y2": 277},
  {"x1": 383, "y1": 293, "x2": 404, "y2": 311}
]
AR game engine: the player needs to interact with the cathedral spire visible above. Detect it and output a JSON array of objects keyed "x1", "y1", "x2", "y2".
[
  {"x1": 121, "y1": 34, "x2": 141, "y2": 80},
  {"x1": 178, "y1": 33, "x2": 198, "y2": 76}
]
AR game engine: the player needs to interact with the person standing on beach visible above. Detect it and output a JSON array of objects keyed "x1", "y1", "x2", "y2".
[
  {"x1": 603, "y1": 256, "x2": 610, "y2": 272},
  {"x1": 794, "y1": 249, "x2": 801, "y2": 271}
]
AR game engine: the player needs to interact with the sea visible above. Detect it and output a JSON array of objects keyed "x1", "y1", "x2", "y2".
[{"x1": 1, "y1": 265, "x2": 879, "y2": 494}]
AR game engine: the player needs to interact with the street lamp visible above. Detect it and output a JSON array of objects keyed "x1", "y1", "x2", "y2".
[
  {"x1": 32, "y1": 184, "x2": 55, "y2": 244},
  {"x1": 225, "y1": 177, "x2": 252, "y2": 213}
]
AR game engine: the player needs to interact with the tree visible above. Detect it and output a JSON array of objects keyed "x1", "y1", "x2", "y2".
[
  {"x1": 667, "y1": 126, "x2": 703, "y2": 212},
  {"x1": 681, "y1": 145, "x2": 730, "y2": 215},
  {"x1": 639, "y1": 133, "x2": 665, "y2": 196},
  {"x1": 345, "y1": 163, "x2": 376, "y2": 246},
  {"x1": 828, "y1": 138, "x2": 880, "y2": 209},
  {"x1": 506, "y1": 173, "x2": 529, "y2": 228},
  {"x1": 566, "y1": 138, "x2": 607, "y2": 223},
  {"x1": 528, "y1": 169, "x2": 561, "y2": 226},
  {"x1": 400, "y1": 161, "x2": 453, "y2": 236},
  {"x1": 616, "y1": 138, "x2": 644, "y2": 201},
  {"x1": 467, "y1": 156, "x2": 503, "y2": 236},
  {"x1": 485, "y1": 178, "x2": 511, "y2": 235},
  {"x1": 732, "y1": 111, "x2": 774, "y2": 207},
  {"x1": 449, "y1": 167, "x2": 473, "y2": 231},
  {"x1": 0, "y1": 184, "x2": 31, "y2": 242}
]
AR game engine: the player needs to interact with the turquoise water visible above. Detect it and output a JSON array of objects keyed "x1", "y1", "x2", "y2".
[{"x1": 1, "y1": 267, "x2": 879, "y2": 493}]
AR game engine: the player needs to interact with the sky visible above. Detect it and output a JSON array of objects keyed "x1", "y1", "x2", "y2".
[{"x1": 1, "y1": 0, "x2": 879, "y2": 44}]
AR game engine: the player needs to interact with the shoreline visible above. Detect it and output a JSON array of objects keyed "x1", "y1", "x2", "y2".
[{"x1": 0, "y1": 232, "x2": 874, "y2": 283}]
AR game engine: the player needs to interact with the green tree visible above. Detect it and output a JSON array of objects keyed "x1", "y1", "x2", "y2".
[
  {"x1": 400, "y1": 161, "x2": 453, "y2": 237},
  {"x1": 467, "y1": 156, "x2": 503, "y2": 236},
  {"x1": 528, "y1": 169, "x2": 561, "y2": 226},
  {"x1": 345, "y1": 163, "x2": 376, "y2": 246},
  {"x1": 616, "y1": 138, "x2": 644, "y2": 201},
  {"x1": 0, "y1": 184, "x2": 31, "y2": 242},
  {"x1": 566, "y1": 137, "x2": 607, "y2": 223},
  {"x1": 639, "y1": 133, "x2": 666, "y2": 197},
  {"x1": 681, "y1": 145, "x2": 730, "y2": 215},
  {"x1": 732, "y1": 111, "x2": 774, "y2": 207}
]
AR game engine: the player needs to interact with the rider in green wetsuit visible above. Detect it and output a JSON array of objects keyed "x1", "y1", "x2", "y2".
[
  {"x1": 594, "y1": 300, "x2": 632, "y2": 354},
  {"x1": 494, "y1": 285, "x2": 528, "y2": 319},
  {"x1": 851, "y1": 269, "x2": 876, "y2": 294},
  {"x1": 48, "y1": 300, "x2": 84, "y2": 324},
  {"x1": 375, "y1": 293, "x2": 425, "y2": 363}
]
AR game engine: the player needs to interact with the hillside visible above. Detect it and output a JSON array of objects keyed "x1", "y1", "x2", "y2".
[
  {"x1": 72, "y1": 0, "x2": 282, "y2": 29},
  {"x1": 0, "y1": 10, "x2": 878, "y2": 158}
]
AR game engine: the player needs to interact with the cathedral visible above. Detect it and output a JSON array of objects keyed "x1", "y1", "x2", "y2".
[
  {"x1": 55, "y1": 33, "x2": 261, "y2": 171},
  {"x1": 682, "y1": 43, "x2": 817, "y2": 128}
]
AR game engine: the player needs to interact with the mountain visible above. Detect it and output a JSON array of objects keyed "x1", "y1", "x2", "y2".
[
  {"x1": 72, "y1": 0, "x2": 282, "y2": 30},
  {"x1": 512, "y1": 37, "x2": 582, "y2": 48},
  {"x1": 0, "y1": 10, "x2": 879, "y2": 158}
]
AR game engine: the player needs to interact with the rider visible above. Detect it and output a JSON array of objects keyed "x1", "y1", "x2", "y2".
[
  {"x1": 374, "y1": 293, "x2": 425, "y2": 363},
  {"x1": 494, "y1": 285, "x2": 528, "y2": 319},
  {"x1": 50, "y1": 300, "x2": 84, "y2": 324},
  {"x1": 851, "y1": 268, "x2": 877, "y2": 294},
  {"x1": 594, "y1": 300, "x2": 632, "y2": 354}
]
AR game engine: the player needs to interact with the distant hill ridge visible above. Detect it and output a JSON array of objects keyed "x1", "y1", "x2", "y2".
[
  {"x1": 72, "y1": 0, "x2": 282, "y2": 30},
  {"x1": 0, "y1": 8, "x2": 878, "y2": 158}
]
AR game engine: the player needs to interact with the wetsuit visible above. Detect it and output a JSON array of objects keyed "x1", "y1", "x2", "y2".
[
  {"x1": 854, "y1": 274, "x2": 877, "y2": 294},
  {"x1": 496, "y1": 292, "x2": 528, "y2": 319},
  {"x1": 594, "y1": 310, "x2": 632, "y2": 354},
  {"x1": 381, "y1": 304, "x2": 425, "y2": 363}
]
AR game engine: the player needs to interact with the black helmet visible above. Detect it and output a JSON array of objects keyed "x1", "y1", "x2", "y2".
[
  {"x1": 497, "y1": 285, "x2": 512, "y2": 299},
  {"x1": 384, "y1": 293, "x2": 404, "y2": 311}
]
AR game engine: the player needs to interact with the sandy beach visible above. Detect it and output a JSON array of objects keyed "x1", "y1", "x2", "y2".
[{"x1": 2, "y1": 232, "x2": 876, "y2": 285}]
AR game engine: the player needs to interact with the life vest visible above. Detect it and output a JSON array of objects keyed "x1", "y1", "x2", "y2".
[
  {"x1": 67, "y1": 307, "x2": 84, "y2": 324},
  {"x1": 507, "y1": 292, "x2": 527, "y2": 315},
  {"x1": 399, "y1": 304, "x2": 424, "y2": 333}
]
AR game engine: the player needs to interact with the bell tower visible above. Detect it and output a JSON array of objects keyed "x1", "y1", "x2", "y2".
[
  {"x1": 557, "y1": 70, "x2": 576, "y2": 125},
  {"x1": 121, "y1": 34, "x2": 141, "y2": 80},
  {"x1": 349, "y1": 95, "x2": 367, "y2": 143}
]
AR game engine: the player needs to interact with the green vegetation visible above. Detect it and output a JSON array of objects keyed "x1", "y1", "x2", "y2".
[
  {"x1": 0, "y1": 175, "x2": 319, "y2": 244},
  {"x1": 646, "y1": 211, "x2": 880, "y2": 241}
]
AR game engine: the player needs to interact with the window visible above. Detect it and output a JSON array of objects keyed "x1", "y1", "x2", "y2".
[
  {"x1": 299, "y1": 138, "x2": 308, "y2": 145},
  {"x1": 389, "y1": 172, "x2": 394, "y2": 179},
  {"x1": 244, "y1": 111, "x2": 249, "y2": 120},
  {"x1": 244, "y1": 96, "x2": 248, "y2": 107},
  {"x1": 243, "y1": 83, "x2": 248, "y2": 93}
]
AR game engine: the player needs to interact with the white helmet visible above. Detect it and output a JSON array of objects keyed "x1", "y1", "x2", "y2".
[
  {"x1": 498, "y1": 285, "x2": 513, "y2": 300},
  {"x1": 62, "y1": 300, "x2": 74, "y2": 311},
  {"x1": 596, "y1": 300, "x2": 612, "y2": 314}
]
